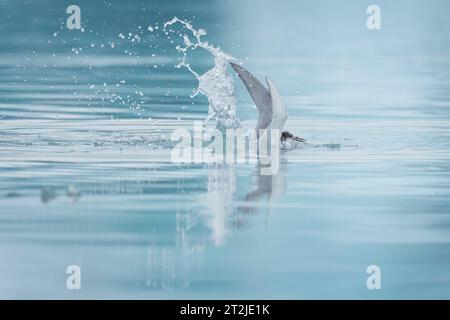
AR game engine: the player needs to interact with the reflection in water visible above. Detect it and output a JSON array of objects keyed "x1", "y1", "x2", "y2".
[
  {"x1": 200, "y1": 165, "x2": 236, "y2": 246},
  {"x1": 239, "y1": 161, "x2": 287, "y2": 216},
  {"x1": 236, "y1": 159, "x2": 287, "y2": 233},
  {"x1": 144, "y1": 160, "x2": 287, "y2": 292},
  {"x1": 40, "y1": 188, "x2": 57, "y2": 204},
  {"x1": 145, "y1": 225, "x2": 203, "y2": 292}
]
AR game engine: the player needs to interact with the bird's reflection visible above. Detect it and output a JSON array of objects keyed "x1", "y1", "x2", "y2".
[
  {"x1": 238, "y1": 161, "x2": 287, "y2": 215},
  {"x1": 233, "y1": 160, "x2": 287, "y2": 230},
  {"x1": 198, "y1": 157, "x2": 288, "y2": 237},
  {"x1": 144, "y1": 160, "x2": 288, "y2": 291}
]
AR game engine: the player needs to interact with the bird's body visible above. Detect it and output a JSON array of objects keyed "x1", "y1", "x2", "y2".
[{"x1": 229, "y1": 62, "x2": 304, "y2": 143}]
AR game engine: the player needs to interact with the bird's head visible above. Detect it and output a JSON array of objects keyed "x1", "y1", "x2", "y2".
[
  {"x1": 281, "y1": 131, "x2": 305, "y2": 143},
  {"x1": 281, "y1": 131, "x2": 294, "y2": 141}
]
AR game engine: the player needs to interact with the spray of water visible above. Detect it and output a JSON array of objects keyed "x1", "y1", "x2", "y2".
[{"x1": 164, "y1": 17, "x2": 239, "y2": 129}]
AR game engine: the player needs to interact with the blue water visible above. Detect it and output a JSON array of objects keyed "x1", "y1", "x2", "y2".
[{"x1": 1, "y1": 0, "x2": 450, "y2": 299}]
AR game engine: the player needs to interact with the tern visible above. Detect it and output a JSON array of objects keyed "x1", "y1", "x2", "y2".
[{"x1": 230, "y1": 62, "x2": 305, "y2": 143}]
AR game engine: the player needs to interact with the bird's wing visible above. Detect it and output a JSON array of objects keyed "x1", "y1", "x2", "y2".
[
  {"x1": 266, "y1": 78, "x2": 287, "y2": 131},
  {"x1": 229, "y1": 62, "x2": 273, "y2": 130}
]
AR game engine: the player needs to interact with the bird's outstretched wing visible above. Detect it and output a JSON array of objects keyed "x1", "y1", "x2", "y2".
[
  {"x1": 229, "y1": 62, "x2": 273, "y2": 130},
  {"x1": 266, "y1": 78, "x2": 287, "y2": 130}
]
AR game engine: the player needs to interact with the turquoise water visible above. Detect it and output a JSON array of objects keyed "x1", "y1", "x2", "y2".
[{"x1": 1, "y1": 0, "x2": 450, "y2": 299}]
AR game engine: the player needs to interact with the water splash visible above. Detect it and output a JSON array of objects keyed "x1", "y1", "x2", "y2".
[{"x1": 164, "y1": 17, "x2": 239, "y2": 129}]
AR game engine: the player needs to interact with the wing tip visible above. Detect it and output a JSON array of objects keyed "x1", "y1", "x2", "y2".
[{"x1": 229, "y1": 61, "x2": 241, "y2": 72}]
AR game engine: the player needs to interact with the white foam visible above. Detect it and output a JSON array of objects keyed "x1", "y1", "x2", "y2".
[{"x1": 164, "y1": 17, "x2": 239, "y2": 129}]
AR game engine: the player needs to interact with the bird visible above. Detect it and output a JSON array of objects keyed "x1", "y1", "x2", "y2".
[{"x1": 229, "y1": 62, "x2": 305, "y2": 144}]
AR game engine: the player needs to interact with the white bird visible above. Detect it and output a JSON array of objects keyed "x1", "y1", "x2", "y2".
[{"x1": 230, "y1": 62, "x2": 305, "y2": 143}]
